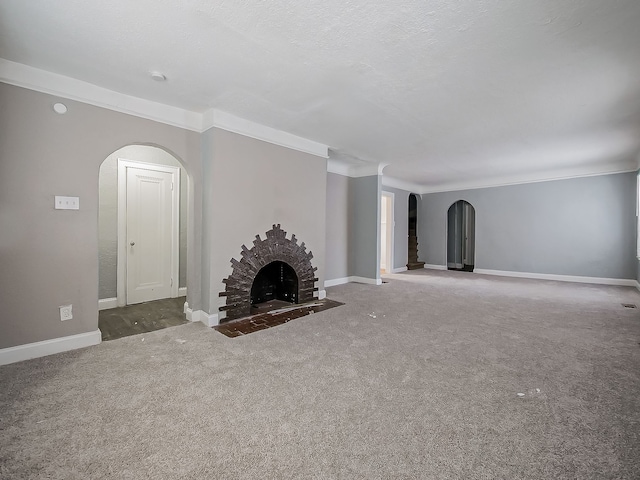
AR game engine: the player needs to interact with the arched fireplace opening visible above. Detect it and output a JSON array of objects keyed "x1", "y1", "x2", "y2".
[
  {"x1": 220, "y1": 224, "x2": 318, "y2": 321},
  {"x1": 250, "y1": 261, "x2": 298, "y2": 306}
]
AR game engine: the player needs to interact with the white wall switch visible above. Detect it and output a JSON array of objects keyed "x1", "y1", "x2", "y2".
[
  {"x1": 55, "y1": 196, "x2": 80, "y2": 210},
  {"x1": 59, "y1": 304, "x2": 73, "y2": 321}
]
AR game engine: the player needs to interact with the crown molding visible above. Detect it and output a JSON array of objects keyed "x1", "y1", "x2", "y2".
[
  {"x1": 327, "y1": 159, "x2": 386, "y2": 178},
  {"x1": 3, "y1": 59, "x2": 636, "y2": 182},
  {"x1": 419, "y1": 162, "x2": 638, "y2": 194},
  {"x1": 203, "y1": 109, "x2": 328, "y2": 158},
  {"x1": 327, "y1": 159, "x2": 352, "y2": 176},
  {"x1": 0, "y1": 58, "x2": 203, "y2": 131},
  {"x1": 0, "y1": 59, "x2": 329, "y2": 158},
  {"x1": 381, "y1": 176, "x2": 424, "y2": 194},
  {"x1": 350, "y1": 162, "x2": 386, "y2": 177}
]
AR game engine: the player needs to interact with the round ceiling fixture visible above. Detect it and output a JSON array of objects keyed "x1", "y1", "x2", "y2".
[
  {"x1": 53, "y1": 102, "x2": 67, "y2": 114},
  {"x1": 150, "y1": 71, "x2": 166, "y2": 82}
]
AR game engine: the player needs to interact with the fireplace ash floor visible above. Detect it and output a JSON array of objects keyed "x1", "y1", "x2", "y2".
[{"x1": 214, "y1": 299, "x2": 344, "y2": 338}]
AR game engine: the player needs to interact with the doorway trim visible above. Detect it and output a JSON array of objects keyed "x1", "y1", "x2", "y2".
[
  {"x1": 380, "y1": 191, "x2": 395, "y2": 274},
  {"x1": 116, "y1": 158, "x2": 180, "y2": 306},
  {"x1": 445, "y1": 199, "x2": 476, "y2": 271}
]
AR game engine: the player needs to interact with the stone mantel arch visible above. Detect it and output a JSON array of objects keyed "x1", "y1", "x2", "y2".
[{"x1": 219, "y1": 224, "x2": 318, "y2": 321}]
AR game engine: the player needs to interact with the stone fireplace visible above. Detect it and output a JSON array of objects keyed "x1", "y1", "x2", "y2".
[{"x1": 220, "y1": 224, "x2": 318, "y2": 321}]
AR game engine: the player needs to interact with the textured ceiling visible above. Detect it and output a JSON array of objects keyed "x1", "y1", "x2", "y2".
[{"x1": 1, "y1": 0, "x2": 640, "y2": 190}]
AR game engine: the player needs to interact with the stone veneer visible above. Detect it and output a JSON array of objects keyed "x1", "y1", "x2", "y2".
[{"x1": 219, "y1": 224, "x2": 318, "y2": 321}]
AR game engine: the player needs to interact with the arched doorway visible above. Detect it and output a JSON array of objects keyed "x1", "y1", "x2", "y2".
[
  {"x1": 98, "y1": 144, "x2": 189, "y2": 339},
  {"x1": 407, "y1": 193, "x2": 425, "y2": 270},
  {"x1": 447, "y1": 200, "x2": 475, "y2": 272}
]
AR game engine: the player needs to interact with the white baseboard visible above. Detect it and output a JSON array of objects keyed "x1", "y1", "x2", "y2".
[
  {"x1": 178, "y1": 287, "x2": 187, "y2": 297},
  {"x1": 325, "y1": 277, "x2": 350, "y2": 288},
  {"x1": 474, "y1": 268, "x2": 637, "y2": 287},
  {"x1": 314, "y1": 289, "x2": 327, "y2": 300},
  {"x1": 192, "y1": 310, "x2": 219, "y2": 327},
  {"x1": 325, "y1": 276, "x2": 382, "y2": 287},
  {"x1": 185, "y1": 304, "x2": 217, "y2": 326},
  {"x1": 98, "y1": 297, "x2": 118, "y2": 310},
  {"x1": 635, "y1": 281, "x2": 640, "y2": 293},
  {"x1": 350, "y1": 276, "x2": 383, "y2": 285},
  {"x1": 424, "y1": 264, "x2": 447, "y2": 270},
  {"x1": 0, "y1": 330, "x2": 102, "y2": 366},
  {"x1": 392, "y1": 267, "x2": 408, "y2": 273}
]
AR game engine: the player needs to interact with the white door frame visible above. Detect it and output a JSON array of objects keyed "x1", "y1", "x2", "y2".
[
  {"x1": 380, "y1": 191, "x2": 395, "y2": 273},
  {"x1": 117, "y1": 159, "x2": 180, "y2": 306}
]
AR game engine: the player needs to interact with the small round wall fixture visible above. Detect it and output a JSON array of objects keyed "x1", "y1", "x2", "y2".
[
  {"x1": 150, "y1": 71, "x2": 166, "y2": 82},
  {"x1": 53, "y1": 102, "x2": 67, "y2": 114}
]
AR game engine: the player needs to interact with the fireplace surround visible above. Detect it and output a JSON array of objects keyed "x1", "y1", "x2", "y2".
[{"x1": 220, "y1": 224, "x2": 318, "y2": 321}]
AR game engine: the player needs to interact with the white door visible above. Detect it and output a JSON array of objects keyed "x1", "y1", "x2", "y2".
[{"x1": 119, "y1": 161, "x2": 179, "y2": 305}]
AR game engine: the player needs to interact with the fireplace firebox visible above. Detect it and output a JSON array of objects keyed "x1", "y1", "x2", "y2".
[
  {"x1": 250, "y1": 261, "x2": 298, "y2": 305},
  {"x1": 220, "y1": 225, "x2": 317, "y2": 321}
]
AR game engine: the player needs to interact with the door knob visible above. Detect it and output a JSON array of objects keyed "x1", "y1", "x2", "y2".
[{"x1": 130, "y1": 241, "x2": 135, "y2": 246}]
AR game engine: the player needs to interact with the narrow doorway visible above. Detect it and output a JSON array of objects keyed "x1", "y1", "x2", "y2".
[
  {"x1": 98, "y1": 145, "x2": 188, "y2": 340},
  {"x1": 407, "y1": 193, "x2": 425, "y2": 270},
  {"x1": 447, "y1": 200, "x2": 475, "y2": 272},
  {"x1": 380, "y1": 192, "x2": 394, "y2": 274}
]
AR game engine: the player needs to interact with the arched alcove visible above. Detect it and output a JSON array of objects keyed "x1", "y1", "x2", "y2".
[
  {"x1": 447, "y1": 200, "x2": 475, "y2": 272},
  {"x1": 98, "y1": 144, "x2": 190, "y2": 308}
]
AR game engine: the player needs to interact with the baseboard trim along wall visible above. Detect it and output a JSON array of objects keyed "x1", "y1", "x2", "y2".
[
  {"x1": 178, "y1": 287, "x2": 187, "y2": 297},
  {"x1": 474, "y1": 268, "x2": 637, "y2": 287},
  {"x1": 187, "y1": 309, "x2": 219, "y2": 327},
  {"x1": 351, "y1": 276, "x2": 383, "y2": 285},
  {"x1": 0, "y1": 330, "x2": 102, "y2": 366},
  {"x1": 324, "y1": 276, "x2": 383, "y2": 287},
  {"x1": 424, "y1": 264, "x2": 447, "y2": 270},
  {"x1": 635, "y1": 281, "x2": 640, "y2": 293},
  {"x1": 98, "y1": 297, "x2": 118, "y2": 310},
  {"x1": 314, "y1": 290, "x2": 327, "y2": 300},
  {"x1": 199, "y1": 311, "x2": 219, "y2": 327},
  {"x1": 324, "y1": 277, "x2": 350, "y2": 287},
  {"x1": 392, "y1": 267, "x2": 408, "y2": 273}
]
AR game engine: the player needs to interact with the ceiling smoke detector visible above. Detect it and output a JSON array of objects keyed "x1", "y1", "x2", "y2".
[{"x1": 150, "y1": 71, "x2": 166, "y2": 82}]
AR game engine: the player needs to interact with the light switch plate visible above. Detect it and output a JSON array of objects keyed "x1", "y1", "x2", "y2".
[{"x1": 55, "y1": 196, "x2": 79, "y2": 210}]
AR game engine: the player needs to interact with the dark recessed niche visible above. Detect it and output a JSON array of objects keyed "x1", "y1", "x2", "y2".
[{"x1": 250, "y1": 261, "x2": 298, "y2": 306}]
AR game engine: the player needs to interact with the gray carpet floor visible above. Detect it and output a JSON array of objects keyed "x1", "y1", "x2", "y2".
[{"x1": 1, "y1": 269, "x2": 639, "y2": 479}]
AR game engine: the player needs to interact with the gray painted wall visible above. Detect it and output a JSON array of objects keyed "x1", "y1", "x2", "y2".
[
  {"x1": 420, "y1": 172, "x2": 636, "y2": 279},
  {"x1": 325, "y1": 173, "x2": 350, "y2": 280},
  {"x1": 203, "y1": 127, "x2": 327, "y2": 317},
  {"x1": 349, "y1": 175, "x2": 381, "y2": 280},
  {"x1": 0, "y1": 83, "x2": 202, "y2": 350},
  {"x1": 98, "y1": 145, "x2": 188, "y2": 299}
]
